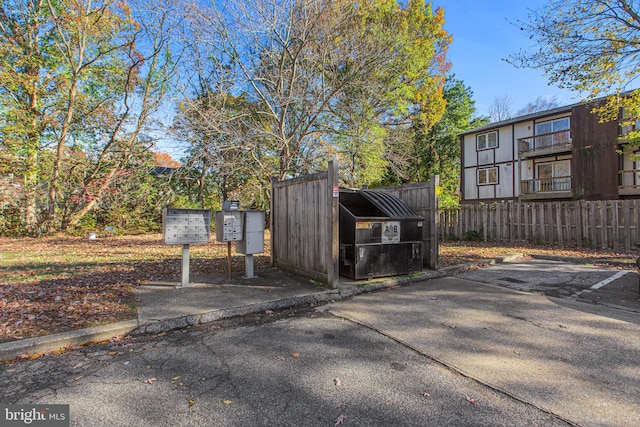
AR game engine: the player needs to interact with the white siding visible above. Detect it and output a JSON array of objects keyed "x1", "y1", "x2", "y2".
[
  {"x1": 521, "y1": 159, "x2": 534, "y2": 180},
  {"x1": 496, "y1": 163, "x2": 514, "y2": 198},
  {"x1": 464, "y1": 168, "x2": 478, "y2": 200},
  {"x1": 514, "y1": 121, "x2": 534, "y2": 141},
  {"x1": 495, "y1": 128, "x2": 514, "y2": 163},
  {"x1": 463, "y1": 135, "x2": 477, "y2": 167},
  {"x1": 477, "y1": 150, "x2": 493, "y2": 165},
  {"x1": 478, "y1": 184, "x2": 494, "y2": 199}
]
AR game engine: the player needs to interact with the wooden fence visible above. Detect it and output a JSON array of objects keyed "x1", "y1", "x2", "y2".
[
  {"x1": 439, "y1": 200, "x2": 640, "y2": 251},
  {"x1": 377, "y1": 177, "x2": 440, "y2": 269},
  {"x1": 271, "y1": 161, "x2": 339, "y2": 288}
]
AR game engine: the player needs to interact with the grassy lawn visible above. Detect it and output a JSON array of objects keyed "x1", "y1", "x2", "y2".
[{"x1": 1, "y1": 233, "x2": 638, "y2": 344}]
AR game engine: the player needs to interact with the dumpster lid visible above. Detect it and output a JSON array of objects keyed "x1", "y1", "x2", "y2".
[
  {"x1": 340, "y1": 189, "x2": 422, "y2": 219},
  {"x1": 359, "y1": 190, "x2": 421, "y2": 218}
]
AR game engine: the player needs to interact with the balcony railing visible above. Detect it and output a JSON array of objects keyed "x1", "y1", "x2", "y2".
[
  {"x1": 518, "y1": 130, "x2": 572, "y2": 154},
  {"x1": 619, "y1": 169, "x2": 640, "y2": 195},
  {"x1": 520, "y1": 176, "x2": 573, "y2": 195}
]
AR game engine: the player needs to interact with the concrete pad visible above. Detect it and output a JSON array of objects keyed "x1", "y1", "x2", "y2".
[{"x1": 325, "y1": 277, "x2": 640, "y2": 427}]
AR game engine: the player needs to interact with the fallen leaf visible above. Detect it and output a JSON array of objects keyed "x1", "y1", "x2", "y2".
[
  {"x1": 466, "y1": 396, "x2": 478, "y2": 405},
  {"x1": 291, "y1": 353, "x2": 300, "y2": 358},
  {"x1": 223, "y1": 400, "x2": 232, "y2": 405},
  {"x1": 335, "y1": 415, "x2": 346, "y2": 425},
  {"x1": 171, "y1": 376, "x2": 182, "y2": 381},
  {"x1": 513, "y1": 350, "x2": 520, "y2": 355},
  {"x1": 334, "y1": 378, "x2": 342, "y2": 387},
  {"x1": 74, "y1": 375, "x2": 84, "y2": 381},
  {"x1": 146, "y1": 365, "x2": 152, "y2": 370},
  {"x1": 188, "y1": 399, "x2": 195, "y2": 408},
  {"x1": 145, "y1": 377, "x2": 157, "y2": 384}
]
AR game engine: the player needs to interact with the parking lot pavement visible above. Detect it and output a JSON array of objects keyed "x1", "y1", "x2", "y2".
[
  {"x1": 326, "y1": 276, "x2": 640, "y2": 427},
  {"x1": 455, "y1": 259, "x2": 640, "y2": 312},
  {"x1": 0, "y1": 309, "x2": 569, "y2": 427}
]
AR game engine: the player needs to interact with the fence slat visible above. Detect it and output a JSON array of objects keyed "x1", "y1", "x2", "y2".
[{"x1": 439, "y1": 200, "x2": 638, "y2": 250}]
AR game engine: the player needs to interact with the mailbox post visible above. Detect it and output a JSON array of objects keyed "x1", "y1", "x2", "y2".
[
  {"x1": 162, "y1": 208, "x2": 211, "y2": 288},
  {"x1": 215, "y1": 207, "x2": 244, "y2": 280},
  {"x1": 236, "y1": 211, "x2": 265, "y2": 278},
  {"x1": 216, "y1": 202, "x2": 265, "y2": 280}
]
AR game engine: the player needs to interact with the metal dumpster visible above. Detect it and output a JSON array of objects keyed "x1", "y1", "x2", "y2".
[{"x1": 339, "y1": 189, "x2": 424, "y2": 280}]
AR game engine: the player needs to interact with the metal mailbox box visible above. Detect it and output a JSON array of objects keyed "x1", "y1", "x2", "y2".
[
  {"x1": 236, "y1": 211, "x2": 265, "y2": 254},
  {"x1": 163, "y1": 208, "x2": 211, "y2": 245},
  {"x1": 215, "y1": 211, "x2": 244, "y2": 242}
]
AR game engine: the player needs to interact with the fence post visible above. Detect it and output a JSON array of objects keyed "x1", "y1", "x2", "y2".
[
  {"x1": 428, "y1": 176, "x2": 439, "y2": 269},
  {"x1": 326, "y1": 160, "x2": 339, "y2": 288}
]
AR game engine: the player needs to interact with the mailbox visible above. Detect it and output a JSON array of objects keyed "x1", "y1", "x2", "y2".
[
  {"x1": 236, "y1": 211, "x2": 265, "y2": 254},
  {"x1": 163, "y1": 208, "x2": 211, "y2": 245},
  {"x1": 215, "y1": 211, "x2": 244, "y2": 242}
]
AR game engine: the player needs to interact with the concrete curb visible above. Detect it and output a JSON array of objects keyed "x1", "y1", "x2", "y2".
[
  {"x1": 0, "y1": 320, "x2": 139, "y2": 361},
  {"x1": 530, "y1": 253, "x2": 637, "y2": 268},
  {"x1": 134, "y1": 270, "x2": 446, "y2": 336},
  {"x1": 439, "y1": 253, "x2": 524, "y2": 274},
  {"x1": 0, "y1": 265, "x2": 472, "y2": 361}
]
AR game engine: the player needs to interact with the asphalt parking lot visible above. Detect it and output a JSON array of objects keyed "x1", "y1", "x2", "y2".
[
  {"x1": 456, "y1": 258, "x2": 640, "y2": 313},
  {"x1": 1, "y1": 258, "x2": 638, "y2": 426}
]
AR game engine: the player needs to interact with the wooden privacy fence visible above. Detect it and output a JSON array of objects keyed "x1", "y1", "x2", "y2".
[
  {"x1": 271, "y1": 161, "x2": 441, "y2": 286},
  {"x1": 377, "y1": 177, "x2": 440, "y2": 269},
  {"x1": 440, "y1": 200, "x2": 640, "y2": 251},
  {"x1": 271, "y1": 161, "x2": 339, "y2": 288}
]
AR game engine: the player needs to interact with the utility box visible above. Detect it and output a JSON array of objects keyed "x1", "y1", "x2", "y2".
[
  {"x1": 215, "y1": 210, "x2": 244, "y2": 242},
  {"x1": 163, "y1": 208, "x2": 211, "y2": 245},
  {"x1": 339, "y1": 189, "x2": 423, "y2": 280},
  {"x1": 236, "y1": 211, "x2": 265, "y2": 254}
]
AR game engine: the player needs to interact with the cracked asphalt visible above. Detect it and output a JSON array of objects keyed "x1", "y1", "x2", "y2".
[
  {"x1": 3, "y1": 259, "x2": 638, "y2": 426},
  {"x1": 1, "y1": 306, "x2": 568, "y2": 427}
]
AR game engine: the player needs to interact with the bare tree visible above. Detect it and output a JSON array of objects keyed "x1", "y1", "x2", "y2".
[
  {"x1": 488, "y1": 94, "x2": 513, "y2": 122},
  {"x1": 177, "y1": 0, "x2": 451, "y2": 198},
  {"x1": 516, "y1": 95, "x2": 560, "y2": 116}
]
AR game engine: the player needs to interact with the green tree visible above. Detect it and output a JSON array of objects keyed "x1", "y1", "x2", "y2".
[
  {"x1": 180, "y1": 0, "x2": 450, "y2": 202},
  {"x1": 409, "y1": 76, "x2": 488, "y2": 209},
  {"x1": 0, "y1": 0, "x2": 179, "y2": 233},
  {"x1": 509, "y1": 0, "x2": 640, "y2": 151},
  {"x1": 0, "y1": 0, "x2": 60, "y2": 230},
  {"x1": 331, "y1": 0, "x2": 451, "y2": 188}
]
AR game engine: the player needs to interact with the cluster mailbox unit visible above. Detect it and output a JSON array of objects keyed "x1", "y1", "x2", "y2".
[
  {"x1": 162, "y1": 208, "x2": 211, "y2": 287},
  {"x1": 215, "y1": 202, "x2": 265, "y2": 278}
]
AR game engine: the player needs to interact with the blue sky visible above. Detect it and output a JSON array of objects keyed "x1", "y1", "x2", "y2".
[{"x1": 433, "y1": 0, "x2": 581, "y2": 117}]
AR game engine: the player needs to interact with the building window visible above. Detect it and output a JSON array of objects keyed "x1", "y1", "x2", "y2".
[
  {"x1": 476, "y1": 131, "x2": 498, "y2": 150},
  {"x1": 534, "y1": 117, "x2": 570, "y2": 148},
  {"x1": 478, "y1": 167, "x2": 498, "y2": 185},
  {"x1": 536, "y1": 160, "x2": 571, "y2": 192},
  {"x1": 619, "y1": 107, "x2": 640, "y2": 136}
]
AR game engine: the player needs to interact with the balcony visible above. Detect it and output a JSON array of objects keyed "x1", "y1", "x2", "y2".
[
  {"x1": 518, "y1": 130, "x2": 572, "y2": 159},
  {"x1": 520, "y1": 176, "x2": 573, "y2": 200},
  {"x1": 619, "y1": 169, "x2": 640, "y2": 196}
]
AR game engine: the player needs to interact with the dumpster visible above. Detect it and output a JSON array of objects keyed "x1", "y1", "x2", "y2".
[{"x1": 339, "y1": 189, "x2": 424, "y2": 280}]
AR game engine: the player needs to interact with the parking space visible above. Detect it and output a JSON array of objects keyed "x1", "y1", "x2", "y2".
[{"x1": 456, "y1": 259, "x2": 640, "y2": 312}]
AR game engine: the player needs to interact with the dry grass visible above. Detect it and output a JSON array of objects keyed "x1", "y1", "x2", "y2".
[{"x1": 1, "y1": 233, "x2": 638, "y2": 343}]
